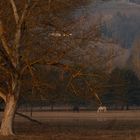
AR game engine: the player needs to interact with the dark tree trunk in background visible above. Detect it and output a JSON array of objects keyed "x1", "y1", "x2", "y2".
[{"x1": 51, "y1": 103, "x2": 54, "y2": 111}]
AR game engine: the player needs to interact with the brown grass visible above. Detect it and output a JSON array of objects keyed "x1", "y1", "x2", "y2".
[{"x1": 0, "y1": 111, "x2": 140, "y2": 140}]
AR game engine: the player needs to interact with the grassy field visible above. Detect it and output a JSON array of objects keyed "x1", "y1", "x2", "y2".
[{"x1": 0, "y1": 111, "x2": 140, "y2": 140}]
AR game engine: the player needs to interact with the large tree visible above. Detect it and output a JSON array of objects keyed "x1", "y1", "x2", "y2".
[
  {"x1": 0, "y1": 0, "x2": 40, "y2": 135},
  {"x1": 0, "y1": 0, "x2": 95, "y2": 135}
]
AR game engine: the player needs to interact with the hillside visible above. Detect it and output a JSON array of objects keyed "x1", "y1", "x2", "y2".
[{"x1": 68, "y1": 0, "x2": 140, "y2": 77}]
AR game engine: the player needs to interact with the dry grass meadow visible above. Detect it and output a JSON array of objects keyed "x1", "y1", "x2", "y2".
[{"x1": 0, "y1": 111, "x2": 140, "y2": 140}]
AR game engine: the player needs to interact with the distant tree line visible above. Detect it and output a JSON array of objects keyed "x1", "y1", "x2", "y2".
[{"x1": 16, "y1": 68, "x2": 140, "y2": 111}]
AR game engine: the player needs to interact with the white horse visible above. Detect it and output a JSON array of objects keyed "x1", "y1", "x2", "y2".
[
  {"x1": 97, "y1": 106, "x2": 107, "y2": 113},
  {"x1": 97, "y1": 106, "x2": 107, "y2": 121}
]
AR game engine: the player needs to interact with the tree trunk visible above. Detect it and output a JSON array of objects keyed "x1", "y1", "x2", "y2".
[
  {"x1": 0, "y1": 75, "x2": 20, "y2": 136},
  {"x1": 126, "y1": 103, "x2": 129, "y2": 110},
  {"x1": 30, "y1": 103, "x2": 33, "y2": 117},
  {"x1": 51, "y1": 103, "x2": 54, "y2": 111},
  {"x1": 0, "y1": 95, "x2": 17, "y2": 135}
]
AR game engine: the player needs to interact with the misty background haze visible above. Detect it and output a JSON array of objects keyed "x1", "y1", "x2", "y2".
[{"x1": 69, "y1": 0, "x2": 140, "y2": 77}]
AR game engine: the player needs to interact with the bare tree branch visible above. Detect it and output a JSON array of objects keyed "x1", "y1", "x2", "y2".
[
  {"x1": 13, "y1": 1, "x2": 30, "y2": 57},
  {"x1": 11, "y1": 1, "x2": 31, "y2": 67},
  {"x1": 0, "y1": 21, "x2": 16, "y2": 68},
  {"x1": 85, "y1": 80, "x2": 102, "y2": 105},
  {"x1": 10, "y1": 0, "x2": 19, "y2": 24},
  {"x1": 16, "y1": 112, "x2": 42, "y2": 125},
  {"x1": 70, "y1": 83, "x2": 79, "y2": 96},
  {"x1": 0, "y1": 89, "x2": 6, "y2": 102}
]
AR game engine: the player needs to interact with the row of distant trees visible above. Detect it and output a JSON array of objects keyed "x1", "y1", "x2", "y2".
[
  {"x1": 17, "y1": 67, "x2": 140, "y2": 111},
  {"x1": 102, "y1": 68, "x2": 140, "y2": 109}
]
